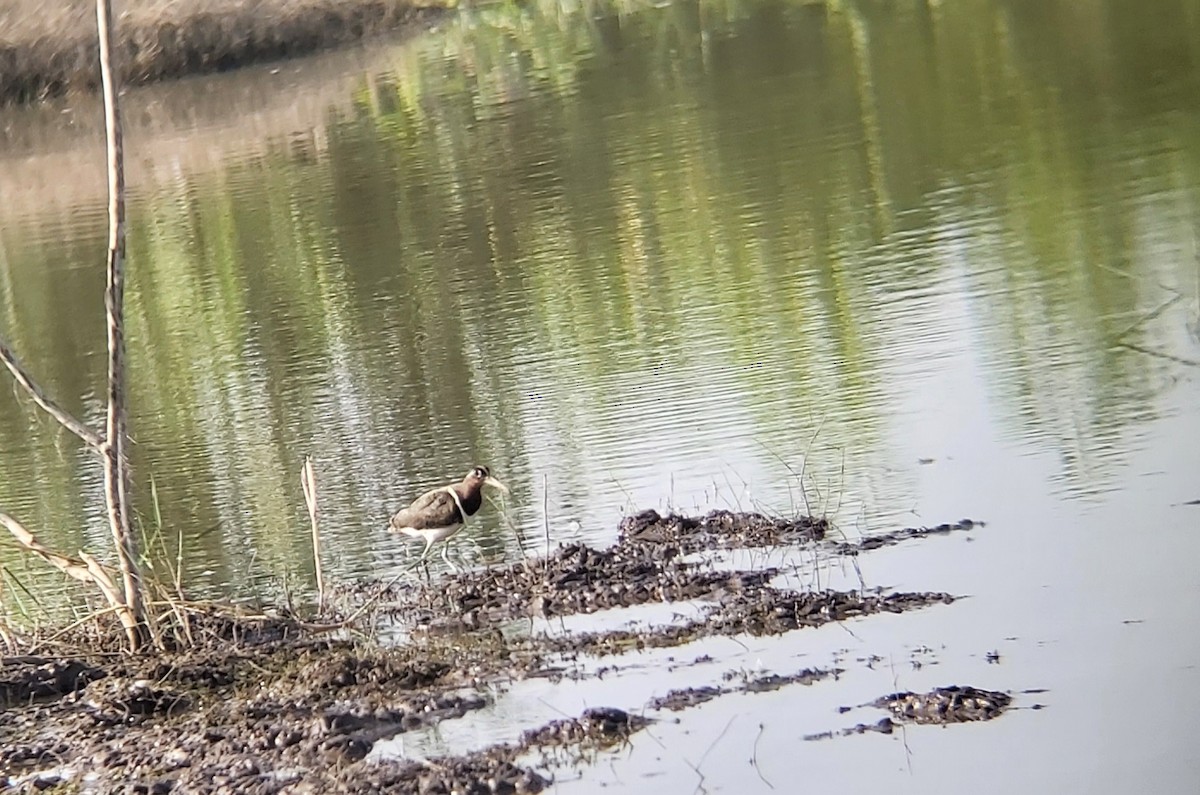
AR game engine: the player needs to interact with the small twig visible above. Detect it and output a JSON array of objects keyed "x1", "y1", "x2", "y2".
[
  {"x1": 755, "y1": 440, "x2": 798, "y2": 514},
  {"x1": 798, "y1": 416, "x2": 826, "y2": 517},
  {"x1": 80, "y1": 552, "x2": 125, "y2": 610},
  {"x1": 830, "y1": 448, "x2": 846, "y2": 518},
  {"x1": 686, "y1": 714, "x2": 737, "y2": 794},
  {"x1": 488, "y1": 489, "x2": 525, "y2": 568},
  {"x1": 174, "y1": 511, "x2": 185, "y2": 600},
  {"x1": 1114, "y1": 340, "x2": 1199, "y2": 366},
  {"x1": 301, "y1": 456, "x2": 324, "y2": 612},
  {"x1": 750, "y1": 723, "x2": 774, "y2": 789},
  {"x1": 1, "y1": 512, "x2": 112, "y2": 599},
  {"x1": 168, "y1": 598, "x2": 195, "y2": 647},
  {"x1": 719, "y1": 469, "x2": 743, "y2": 511}
]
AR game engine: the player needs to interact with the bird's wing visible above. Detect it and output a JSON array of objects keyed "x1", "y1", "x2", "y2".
[{"x1": 388, "y1": 487, "x2": 461, "y2": 530}]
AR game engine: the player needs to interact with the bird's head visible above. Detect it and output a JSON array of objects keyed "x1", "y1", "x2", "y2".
[{"x1": 465, "y1": 465, "x2": 509, "y2": 494}]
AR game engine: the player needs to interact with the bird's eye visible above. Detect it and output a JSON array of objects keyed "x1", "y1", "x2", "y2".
[{"x1": 474, "y1": 467, "x2": 487, "y2": 478}]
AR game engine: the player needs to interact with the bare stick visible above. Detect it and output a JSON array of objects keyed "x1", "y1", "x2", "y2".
[
  {"x1": 301, "y1": 456, "x2": 324, "y2": 611},
  {"x1": 0, "y1": 340, "x2": 103, "y2": 450},
  {"x1": 96, "y1": 0, "x2": 146, "y2": 651}
]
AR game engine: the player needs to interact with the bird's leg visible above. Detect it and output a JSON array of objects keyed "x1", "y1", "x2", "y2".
[
  {"x1": 398, "y1": 537, "x2": 435, "y2": 577},
  {"x1": 441, "y1": 542, "x2": 460, "y2": 574}
]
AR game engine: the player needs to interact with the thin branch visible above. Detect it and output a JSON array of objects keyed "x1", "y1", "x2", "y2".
[{"x1": 0, "y1": 339, "x2": 103, "y2": 450}]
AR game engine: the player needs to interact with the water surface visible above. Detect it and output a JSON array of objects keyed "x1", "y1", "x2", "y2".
[{"x1": 1, "y1": 0, "x2": 1198, "y2": 791}]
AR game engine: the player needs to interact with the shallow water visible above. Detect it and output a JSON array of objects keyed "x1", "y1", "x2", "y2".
[{"x1": 1, "y1": 0, "x2": 1199, "y2": 791}]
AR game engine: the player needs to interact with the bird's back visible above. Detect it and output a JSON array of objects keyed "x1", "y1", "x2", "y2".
[{"x1": 388, "y1": 487, "x2": 461, "y2": 532}]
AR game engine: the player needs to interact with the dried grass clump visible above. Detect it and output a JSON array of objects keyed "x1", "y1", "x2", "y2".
[{"x1": 0, "y1": 0, "x2": 446, "y2": 104}]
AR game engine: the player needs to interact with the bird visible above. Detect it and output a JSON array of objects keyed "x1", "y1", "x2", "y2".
[{"x1": 387, "y1": 465, "x2": 509, "y2": 572}]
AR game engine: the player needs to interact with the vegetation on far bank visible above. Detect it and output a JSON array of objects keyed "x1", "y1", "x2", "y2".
[{"x1": 0, "y1": 0, "x2": 448, "y2": 105}]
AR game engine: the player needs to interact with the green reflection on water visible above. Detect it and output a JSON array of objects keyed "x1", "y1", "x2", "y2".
[{"x1": 0, "y1": 0, "x2": 1197, "y2": 607}]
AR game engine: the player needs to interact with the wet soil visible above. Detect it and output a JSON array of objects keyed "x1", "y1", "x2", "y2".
[{"x1": 1, "y1": 510, "x2": 994, "y2": 793}]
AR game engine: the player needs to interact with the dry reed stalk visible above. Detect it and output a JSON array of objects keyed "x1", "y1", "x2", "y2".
[{"x1": 301, "y1": 455, "x2": 324, "y2": 610}]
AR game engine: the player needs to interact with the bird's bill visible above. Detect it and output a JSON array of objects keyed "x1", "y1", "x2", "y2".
[{"x1": 484, "y1": 476, "x2": 510, "y2": 494}]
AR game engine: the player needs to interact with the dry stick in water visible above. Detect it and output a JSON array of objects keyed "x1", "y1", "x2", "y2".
[{"x1": 301, "y1": 456, "x2": 324, "y2": 611}]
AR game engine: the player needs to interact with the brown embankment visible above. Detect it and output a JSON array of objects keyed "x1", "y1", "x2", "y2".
[
  {"x1": 0, "y1": 38, "x2": 405, "y2": 218},
  {"x1": 0, "y1": 0, "x2": 448, "y2": 106}
]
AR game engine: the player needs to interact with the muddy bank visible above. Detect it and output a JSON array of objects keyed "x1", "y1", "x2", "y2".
[
  {"x1": 361, "y1": 509, "x2": 973, "y2": 627},
  {"x1": 0, "y1": 0, "x2": 447, "y2": 105},
  {"x1": 1, "y1": 509, "x2": 997, "y2": 793}
]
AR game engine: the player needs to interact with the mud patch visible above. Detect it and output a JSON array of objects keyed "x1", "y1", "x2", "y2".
[
  {"x1": 649, "y1": 685, "x2": 725, "y2": 711},
  {"x1": 619, "y1": 508, "x2": 828, "y2": 551},
  {"x1": 82, "y1": 678, "x2": 191, "y2": 724},
  {"x1": 876, "y1": 685, "x2": 1012, "y2": 724},
  {"x1": 836, "y1": 519, "x2": 980, "y2": 554},
  {"x1": 537, "y1": 589, "x2": 954, "y2": 661},
  {"x1": 804, "y1": 685, "x2": 1013, "y2": 741},
  {"x1": 523, "y1": 706, "x2": 651, "y2": 750},
  {"x1": 651, "y1": 667, "x2": 835, "y2": 711}
]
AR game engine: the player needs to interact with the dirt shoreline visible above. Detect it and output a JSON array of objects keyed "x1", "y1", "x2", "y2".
[
  {"x1": 0, "y1": 510, "x2": 1003, "y2": 793},
  {"x1": 0, "y1": 0, "x2": 449, "y2": 106}
]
